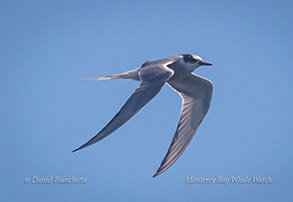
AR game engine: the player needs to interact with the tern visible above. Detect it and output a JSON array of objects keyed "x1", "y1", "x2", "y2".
[{"x1": 73, "y1": 54, "x2": 213, "y2": 177}]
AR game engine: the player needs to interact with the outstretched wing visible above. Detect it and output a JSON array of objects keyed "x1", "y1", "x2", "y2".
[
  {"x1": 153, "y1": 73, "x2": 213, "y2": 177},
  {"x1": 73, "y1": 63, "x2": 174, "y2": 152}
]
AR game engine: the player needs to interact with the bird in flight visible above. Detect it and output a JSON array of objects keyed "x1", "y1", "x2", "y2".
[{"x1": 73, "y1": 54, "x2": 213, "y2": 177}]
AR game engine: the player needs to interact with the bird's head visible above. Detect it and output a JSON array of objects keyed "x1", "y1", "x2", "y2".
[{"x1": 179, "y1": 54, "x2": 213, "y2": 71}]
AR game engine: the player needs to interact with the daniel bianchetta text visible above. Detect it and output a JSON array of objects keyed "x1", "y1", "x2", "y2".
[
  {"x1": 24, "y1": 176, "x2": 87, "y2": 184},
  {"x1": 185, "y1": 176, "x2": 272, "y2": 185}
]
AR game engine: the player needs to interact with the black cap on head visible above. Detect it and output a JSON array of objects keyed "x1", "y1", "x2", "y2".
[{"x1": 180, "y1": 54, "x2": 197, "y2": 64}]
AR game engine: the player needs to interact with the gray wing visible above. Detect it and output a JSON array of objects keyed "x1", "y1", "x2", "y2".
[
  {"x1": 153, "y1": 73, "x2": 213, "y2": 177},
  {"x1": 73, "y1": 63, "x2": 174, "y2": 152}
]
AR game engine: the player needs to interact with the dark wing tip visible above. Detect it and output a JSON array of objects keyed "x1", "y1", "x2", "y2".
[
  {"x1": 72, "y1": 143, "x2": 88, "y2": 153},
  {"x1": 152, "y1": 172, "x2": 159, "y2": 178},
  {"x1": 72, "y1": 147, "x2": 81, "y2": 153},
  {"x1": 152, "y1": 167, "x2": 165, "y2": 178}
]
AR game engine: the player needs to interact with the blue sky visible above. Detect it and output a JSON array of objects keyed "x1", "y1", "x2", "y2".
[{"x1": 1, "y1": 0, "x2": 292, "y2": 201}]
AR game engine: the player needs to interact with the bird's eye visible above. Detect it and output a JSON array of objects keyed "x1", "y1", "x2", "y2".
[{"x1": 182, "y1": 54, "x2": 196, "y2": 63}]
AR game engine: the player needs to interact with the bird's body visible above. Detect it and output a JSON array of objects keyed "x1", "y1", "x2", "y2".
[{"x1": 74, "y1": 54, "x2": 213, "y2": 177}]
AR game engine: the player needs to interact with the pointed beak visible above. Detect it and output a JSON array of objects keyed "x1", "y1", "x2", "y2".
[{"x1": 200, "y1": 61, "x2": 213, "y2": 66}]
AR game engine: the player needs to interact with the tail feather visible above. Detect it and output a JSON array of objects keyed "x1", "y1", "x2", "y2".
[
  {"x1": 80, "y1": 75, "x2": 123, "y2": 81},
  {"x1": 80, "y1": 68, "x2": 140, "y2": 82}
]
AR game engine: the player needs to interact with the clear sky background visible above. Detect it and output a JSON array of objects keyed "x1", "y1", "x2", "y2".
[{"x1": 1, "y1": 0, "x2": 292, "y2": 201}]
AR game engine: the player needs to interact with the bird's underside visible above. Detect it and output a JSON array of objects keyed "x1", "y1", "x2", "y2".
[{"x1": 73, "y1": 55, "x2": 213, "y2": 177}]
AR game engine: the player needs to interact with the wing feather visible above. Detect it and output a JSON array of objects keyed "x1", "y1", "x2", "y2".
[
  {"x1": 73, "y1": 63, "x2": 174, "y2": 152},
  {"x1": 153, "y1": 73, "x2": 213, "y2": 177}
]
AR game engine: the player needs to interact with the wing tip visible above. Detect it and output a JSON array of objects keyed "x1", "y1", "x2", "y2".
[
  {"x1": 152, "y1": 167, "x2": 164, "y2": 178},
  {"x1": 72, "y1": 147, "x2": 81, "y2": 153},
  {"x1": 72, "y1": 143, "x2": 87, "y2": 153},
  {"x1": 152, "y1": 172, "x2": 158, "y2": 178},
  {"x1": 152, "y1": 172, "x2": 160, "y2": 178}
]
